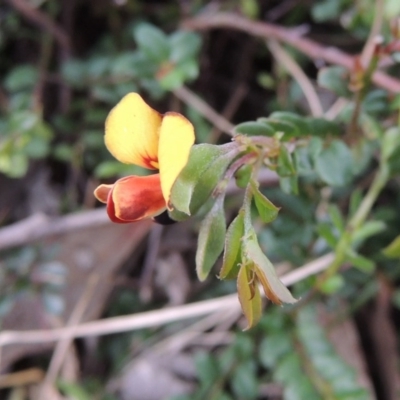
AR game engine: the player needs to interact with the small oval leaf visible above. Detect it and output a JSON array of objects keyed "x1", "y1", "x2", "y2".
[
  {"x1": 244, "y1": 234, "x2": 297, "y2": 305},
  {"x1": 170, "y1": 143, "x2": 238, "y2": 215},
  {"x1": 237, "y1": 264, "x2": 262, "y2": 330},
  {"x1": 196, "y1": 197, "x2": 226, "y2": 281},
  {"x1": 234, "y1": 121, "x2": 275, "y2": 137},
  {"x1": 251, "y1": 181, "x2": 280, "y2": 224},
  {"x1": 220, "y1": 210, "x2": 245, "y2": 279}
]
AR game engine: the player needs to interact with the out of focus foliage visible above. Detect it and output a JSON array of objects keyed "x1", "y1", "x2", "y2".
[{"x1": 1, "y1": 0, "x2": 400, "y2": 399}]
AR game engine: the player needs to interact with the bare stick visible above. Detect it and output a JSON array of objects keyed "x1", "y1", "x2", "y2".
[
  {"x1": 173, "y1": 86, "x2": 234, "y2": 135},
  {"x1": 182, "y1": 13, "x2": 400, "y2": 94},
  {"x1": 267, "y1": 39, "x2": 324, "y2": 117},
  {"x1": 41, "y1": 273, "x2": 100, "y2": 390},
  {"x1": 0, "y1": 209, "x2": 110, "y2": 251},
  {"x1": 6, "y1": 0, "x2": 70, "y2": 52},
  {"x1": 0, "y1": 253, "x2": 334, "y2": 347}
]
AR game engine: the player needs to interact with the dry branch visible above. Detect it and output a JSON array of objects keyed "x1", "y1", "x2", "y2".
[
  {"x1": 0, "y1": 253, "x2": 334, "y2": 348},
  {"x1": 0, "y1": 209, "x2": 110, "y2": 251},
  {"x1": 183, "y1": 13, "x2": 400, "y2": 94}
]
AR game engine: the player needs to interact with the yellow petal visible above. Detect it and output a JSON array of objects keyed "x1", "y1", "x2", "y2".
[
  {"x1": 158, "y1": 112, "x2": 195, "y2": 206},
  {"x1": 105, "y1": 93, "x2": 162, "y2": 169}
]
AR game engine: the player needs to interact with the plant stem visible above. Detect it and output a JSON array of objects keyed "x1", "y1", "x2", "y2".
[{"x1": 320, "y1": 163, "x2": 389, "y2": 281}]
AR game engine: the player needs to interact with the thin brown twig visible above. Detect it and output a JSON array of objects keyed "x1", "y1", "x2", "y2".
[
  {"x1": 173, "y1": 86, "x2": 234, "y2": 135},
  {"x1": 360, "y1": 0, "x2": 385, "y2": 68},
  {"x1": 0, "y1": 253, "x2": 334, "y2": 347},
  {"x1": 5, "y1": 0, "x2": 70, "y2": 52},
  {"x1": 40, "y1": 273, "x2": 100, "y2": 392},
  {"x1": 0, "y1": 209, "x2": 110, "y2": 251},
  {"x1": 208, "y1": 83, "x2": 248, "y2": 143},
  {"x1": 182, "y1": 13, "x2": 400, "y2": 94},
  {"x1": 139, "y1": 224, "x2": 163, "y2": 302},
  {"x1": 267, "y1": 39, "x2": 324, "y2": 117}
]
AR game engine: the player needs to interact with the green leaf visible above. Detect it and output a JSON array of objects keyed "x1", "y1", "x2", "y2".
[
  {"x1": 259, "y1": 333, "x2": 292, "y2": 368},
  {"x1": 308, "y1": 137, "x2": 323, "y2": 161},
  {"x1": 61, "y1": 60, "x2": 87, "y2": 87},
  {"x1": 169, "y1": 31, "x2": 202, "y2": 63},
  {"x1": 58, "y1": 381, "x2": 91, "y2": 400},
  {"x1": 319, "y1": 274, "x2": 344, "y2": 294},
  {"x1": 234, "y1": 121, "x2": 274, "y2": 137},
  {"x1": 237, "y1": 264, "x2": 262, "y2": 330},
  {"x1": 327, "y1": 204, "x2": 345, "y2": 233},
  {"x1": 170, "y1": 143, "x2": 237, "y2": 216},
  {"x1": 195, "y1": 352, "x2": 220, "y2": 386},
  {"x1": 133, "y1": 23, "x2": 170, "y2": 63},
  {"x1": 196, "y1": 197, "x2": 226, "y2": 281},
  {"x1": 352, "y1": 220, "x2": 386, "y2": 245},
  {"x1": 317, "y1": 65, "x2": 350, "y2": 97},
  {"x1": 306, "y1": 117, "x2": 342, "y2": 137},
  {"x1": 176, "y1": 58, "x2": 199, "y2": 81},
  {"x1": 312, "y1": 0, "x2": 342, "y2": 22},
  {"x1": 240, "y1": 0, "x2": 259, "y2": 19},
  {"x1": 269, "y1": 111, "x2": 310, "y2": 136},
  {"x1": 346, "y1": 251, "x2": 375, "y2": 273},
  {"x1": 315, "y1": 140, "x2": 353, "y2": 186},
  {"x1": 220, "y1": 210, "x2": 244, "y2": 279},
  {"x1": 277, "y1": 145, "x2": 296, "y2": 176},
  {"x1": 279, "y1": 175, "x2": 298, "y2": 195},
  {"x1": 234, "y1": 164, "x2": 252, "y2": 188},
  {"x1": 4, "y1": 65, "x2": 38, "y2": 92},
  {"x1": 231, "y1": 361, "x2": 258, "y2": 400},
  {"x1": 244, "y1": 233, "x2": 297, "y2": 304},
  {"x1": 383, "y1": 235, "x2": 400, "y2": 259},
  {"x1": 251, "y1": 181, "x2": 280, "y2": 224},
  {"x1": 316, "y1": 222, "x2": 338, "y2": 248},
  {"x1": 382, "y1": 127, "x2": 400, "y2": 161},
  {"x1": 259, "y1": 118, "x2": 300, "y2": 139},
  {"x1": 0, "y1": 152, "x2": 28, "y2": 178},
  {"x1": 159, "y1": 67, "x2": 186, "y2": 90}
]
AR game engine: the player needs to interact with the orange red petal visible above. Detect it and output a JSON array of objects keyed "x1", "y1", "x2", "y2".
[
  {"x1": 94, "y1": 184, "x2": 113, "y2": 204},
  {"x1": 107, "y1": 174, "x2": 166, "y2": 222}
]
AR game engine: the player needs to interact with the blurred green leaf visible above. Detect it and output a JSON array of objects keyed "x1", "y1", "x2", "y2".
[
  {"x1": 382, "y1": 127, "x2": 400, "y2": 161},
  {"x1": 231, "y1": 361, "x2": 258, "y2": 400},
  {"x1": 260, "y1": 118, "x2": 300, "y2": 139},
  {"x1": 259, "y1": 333, "x2": 292, "y2": 368},
  {"x1": 315, "y1": 140, "x2": 353, "y2": 186},
  {"x1": 234, "y1": 121, "x2": 274, "y2": 137},
  {"x1": 277, "y1": 145, "x2": 296, "y2": 176},
  {"x1": 169, "y1": 31, "x2": 201, "y2": 63},
  {"x1": 383, "y1": 235, "x2": 400, "y2": 259},
  {"x1": 319, "y1": 274, "x2": 344, "y2": 294},
  {"x1": 312, "y1": 0, "x2": 342, "y2": 22},
  {"x1": 58, "y1": 381, "x2": 91, "y2": 400},
  {"x1": 352, "y1": 220, "x2": 386, "y2": 245},
  {"x1": 134, "y1": 23, "x2": 170, "y2": 64},
  {"x1": 317, "y1": 66, "x2": 350, "y2": 97},
  {"x1": 62, "y1": 60, "x2": 87, "y2": 87},
  {"x1": 159, "y1": 67, "x2": 186, "y2": 90},
  {"x1": 346, "y1": 251, "x2": 375, "y2": 273},
  {"x1": 4, "y1": 65, "x2": 37, "y2": 91}
]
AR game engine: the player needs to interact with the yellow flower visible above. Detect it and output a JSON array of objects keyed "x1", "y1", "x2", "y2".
[{"x1": 94, "y1": 93, "x2": 195, "y2": 222}]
